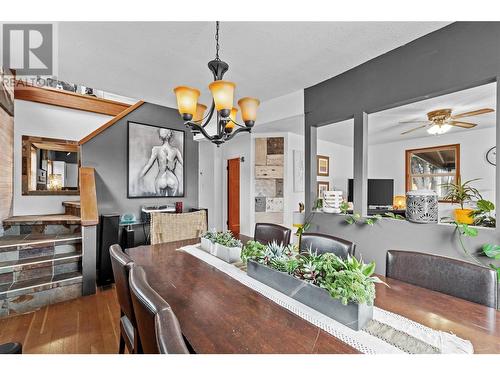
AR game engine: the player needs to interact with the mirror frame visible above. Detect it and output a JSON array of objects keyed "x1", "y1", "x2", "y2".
[
  {"x1": 405, "y1": 143, "x2": 460, "y2": 202},
  {"x1": 21, "y1": 135, "x2": 80, "y2": 196}
]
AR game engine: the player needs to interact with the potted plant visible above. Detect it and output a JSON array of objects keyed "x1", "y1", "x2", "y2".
[
  {"x1": 201, "y1": 229, "x2": 217, "y2": 253},
  {"x1": 241, "y1": 240, "x2": 386, "y2": 330},
  {"x1": 212, "y1": 231, "x2": 243, "y2": 263},
  {"x1": 470, "y1": 199, "x2": 496, "y2": 228},
  {"x1": 441, "y1": 178, "x2": 482, "y2": 224}
]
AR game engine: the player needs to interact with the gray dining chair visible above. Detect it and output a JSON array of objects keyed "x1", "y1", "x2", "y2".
[
  {"x1": 300, "y1": 232, "x2": 355, "y2": 258},
  {"x1": 110, "y1": 244, "x2": 139, "y2": 354},
  {"x1": 129, "y1": 266, "x2": 189, "y2": 354},
  {"x1": 386, "y1": 250, "x2": 498, "y2": 308},
  {"x1": 254, "y1": 223, "x2": 291, "y2": 246}
]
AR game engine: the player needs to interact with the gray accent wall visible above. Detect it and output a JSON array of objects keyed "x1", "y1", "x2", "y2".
[
  {"x1": 81, "y1": 102, "x2": 199, "y2": 219},
  {"x1": 304, "y1": 22, "x2": 500, "y2": 277}
]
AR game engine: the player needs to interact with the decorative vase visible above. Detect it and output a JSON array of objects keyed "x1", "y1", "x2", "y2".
[
  {"x1": 405, "y1": 190, "x2": 438, "y2": 223},
  {"x1": 454, "y1": 208, "x2": 474, "y2": 224}
]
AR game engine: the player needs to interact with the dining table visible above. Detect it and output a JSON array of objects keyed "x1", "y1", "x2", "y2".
[{"x1": 126, "y1": 236, "x2": 500, "y2": 354}]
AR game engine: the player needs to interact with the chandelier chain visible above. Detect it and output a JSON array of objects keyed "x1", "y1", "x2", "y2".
[{"x1": 215, "y1": 21, "x2": 220, "y2": 61}]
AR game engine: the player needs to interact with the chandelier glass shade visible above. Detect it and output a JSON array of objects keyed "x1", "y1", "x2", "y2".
[{"x1": 173, "y1": 22, "x2": 260, "y2": 145}]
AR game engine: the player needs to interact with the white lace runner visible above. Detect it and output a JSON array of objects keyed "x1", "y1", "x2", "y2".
[{"x1": 179, "y1": 244, "x2": 473, "y2": 354}]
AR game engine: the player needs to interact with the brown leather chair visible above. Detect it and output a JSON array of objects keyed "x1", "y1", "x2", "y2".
[
  {"x1": 0, "y1": 342, "x2": 22, "y2": 354},
  {"x1": 300, "y1": 233, "x2": 355, "y2": 258},
  {"x1": 254, "y1": 223, "x2": 291, "y2": 246},
  {"x1": 155, "y1": 308, "x2": 189, "y2": 354},
  {"x1": 386, "y1": 250, "x2": 498, "y2": 308},
  {"x1": 129, "y1": 266, "x2": 189, "y2": 354},
  {"x1": 110, "y1": 244, "x2": 139, "y2": 354}
]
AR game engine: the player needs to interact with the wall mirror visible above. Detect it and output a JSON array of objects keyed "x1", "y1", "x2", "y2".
[{"x1": 22, "y1": 135, "x2": 80, "y2": 195}]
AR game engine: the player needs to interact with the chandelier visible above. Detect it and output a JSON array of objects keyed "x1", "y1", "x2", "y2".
[{"x1": 173, "y1": 22, "x2": 260, "y2": 146}]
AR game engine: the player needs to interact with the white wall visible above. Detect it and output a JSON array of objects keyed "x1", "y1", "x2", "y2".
[
  {"x1": 198, "y1": 140, "x2": 223, "y2": 230},
  {"x1": 368, "y1": 128, "x2": 496, "y2": 217},
  {"x1": 317, "y1": 139, "x2": 354, "y2": 198},
  {"x1": 13, "y1": 100, "x2": 111, "y2": 215}
]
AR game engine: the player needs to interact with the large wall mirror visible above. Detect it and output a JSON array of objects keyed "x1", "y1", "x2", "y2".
[{"x1": 22, "y1": 135, "x2": 80, "y2": 195}]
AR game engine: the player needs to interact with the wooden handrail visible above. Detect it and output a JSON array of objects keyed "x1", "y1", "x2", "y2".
[
  {"x1": 79, "y1": 100, "x2": 145, "y2": 145},
  {"x1": 79, "y1": 167, "x2": 99, "y2": 226},
  {"x1": 14, "y1": 80, "x2": 131, "y2": 116}
]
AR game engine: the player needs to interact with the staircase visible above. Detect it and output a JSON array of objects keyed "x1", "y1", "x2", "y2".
[{"x1": 0, "y1": 201, "x2": 83, "y2": 317}]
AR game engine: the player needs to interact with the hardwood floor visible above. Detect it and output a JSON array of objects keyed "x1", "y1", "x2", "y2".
[{"x1": 0, "y1": 286, "x2": 121, "y2": 354}]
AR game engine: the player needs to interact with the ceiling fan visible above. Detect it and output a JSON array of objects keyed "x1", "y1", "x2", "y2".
[{"x1": 400, "y1": 108, "x2": 495, "y2": 135}]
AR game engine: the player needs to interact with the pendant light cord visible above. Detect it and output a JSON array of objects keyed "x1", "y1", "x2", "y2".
[{"x1": 215, "y1": 21, "x2": 220, "y2": 61}]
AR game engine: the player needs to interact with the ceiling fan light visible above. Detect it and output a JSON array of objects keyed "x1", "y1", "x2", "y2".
[
  {"x1": 194, "y1": 103, "x2": 207, "y2": 124},
  {"x1": 238, "y1": 97, "x2": 260, "y2": 126},
  {"x1": 209, "y1": 80, "x2": 236, "y2": 113},
  {"x1": 427, "y1": 124, "x2": 452, "y2": 135},
  {"x1": 173, "y1": 86, "x2": 200, "y2": 120}
]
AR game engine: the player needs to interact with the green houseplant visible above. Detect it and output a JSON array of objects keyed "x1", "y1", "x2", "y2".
[
  {"x1": 241, "y1": 241, "x2": 385, "y2": 306},
  {"x1": 441, "y1": 178, "x2": 482, "y2": 224}
]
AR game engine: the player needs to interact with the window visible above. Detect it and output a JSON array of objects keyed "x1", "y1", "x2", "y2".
[{"x1": 405, "y1": 144, "x2": 460, "y2": 200}]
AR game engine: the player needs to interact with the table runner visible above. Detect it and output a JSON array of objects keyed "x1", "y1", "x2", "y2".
[{"x1": 179, "y1": 244, "x2": 473, "y2": 354}]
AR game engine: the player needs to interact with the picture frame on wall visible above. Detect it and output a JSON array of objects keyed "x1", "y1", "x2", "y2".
[
  {"x1": 317, "y1": 181, "x2": 330, "y2": 199},
  {"x1": 317, "y1": 155, "x2": 330, "y2": 176},
  {"x1": 127, "y1": 121, "x2": 185, "y2": 198}
]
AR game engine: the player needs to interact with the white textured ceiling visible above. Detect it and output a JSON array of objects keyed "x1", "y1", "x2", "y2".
[
  {"x1": 57, "y1": 21, "x2": 449, "y2": 107},
  {"x1": 317, "y1": 82, "x2": 497, "y2": 147}
]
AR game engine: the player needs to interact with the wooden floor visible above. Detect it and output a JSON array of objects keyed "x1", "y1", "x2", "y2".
[{"x1": 0, "y1": 286, "x2": 121, "y2": 354}]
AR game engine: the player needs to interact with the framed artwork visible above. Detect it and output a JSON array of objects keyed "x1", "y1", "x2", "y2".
[
  {"x1": 317, "y1": 155, "x2": 330, "y2": 176},
  {"x1": 317, "y1": 181, "x2": 330, "y2": 198},
  {"x1": 127, "y1": 121, "x2": 185, "y2": 198}
]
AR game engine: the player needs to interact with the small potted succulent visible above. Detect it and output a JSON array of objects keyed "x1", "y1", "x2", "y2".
[
  {"x1": 201, "y1": 229, "x2": 217, "y2": 253},
  {"x1": 441, "y1": 178, "x2": 482, "y2": 224},
  {"x1": 213, "y1": 231, "x2": 243, "y2": 263}
]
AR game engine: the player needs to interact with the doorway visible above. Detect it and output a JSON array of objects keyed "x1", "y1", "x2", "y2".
[{"x1": 227, "y1": 158, "x2": 240, "y2": 236}]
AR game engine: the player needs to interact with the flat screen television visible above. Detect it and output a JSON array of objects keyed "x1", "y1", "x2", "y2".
[{"x1": 347, "y1": 179, "x2": 394, "y2": 207}]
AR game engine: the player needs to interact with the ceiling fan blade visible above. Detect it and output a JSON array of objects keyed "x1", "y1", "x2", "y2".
[
  {"x1": 401, "y1": 124, "x2": 428, "y2": 135},
  {"x1": 448, "y1": 120, "x2": 477, "y2": 129},
  {"x1": 451, "y1": 108, "x2": 494, "y2": 119},
  {"x1": 398, "y1": 120, "x2": 429, "y2": 124}
]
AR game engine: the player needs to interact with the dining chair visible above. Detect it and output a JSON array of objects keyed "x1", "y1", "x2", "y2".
[
  {"x1": 0, "y1": 342, "x2": 22, "y2": 354},
  {"x1": 110, "y1": 244, "x2": 139, "y2": 354},
  {"x1": 254, "y1": 223, "x2": 292, "y2": 246},
  {"x1": 129, "y1": 266, "x2": 189, "y2": 354},
  {"x1": 386, "y1": 250, "x2": 498, "y2": 308},
  {"x1": 299, "y1": 232, "x2": 355, "y2": 258},
  {"x1": 155, "y1": 308, "x2": 190, "y2": 354}
]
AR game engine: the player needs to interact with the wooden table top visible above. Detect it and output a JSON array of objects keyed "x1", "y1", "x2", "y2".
[{"x1": 127, "y1": 238, "x2": 500, "y2": 354}]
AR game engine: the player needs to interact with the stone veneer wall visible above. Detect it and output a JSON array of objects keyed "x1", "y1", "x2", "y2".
[
  {"x1": 255, "y1": 137, "x2": 285, "y2": 224},
  {"x1": 0, "y1": 69, "x2": 15, "y2": 235}
]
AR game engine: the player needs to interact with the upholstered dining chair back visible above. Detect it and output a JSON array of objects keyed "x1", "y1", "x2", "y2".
[
  {"x1": 300, "y1": 233, "x2": 355, "y2": 258},
  {"x1": 155, "y1": 308, "x2": 190, "y2": 354},
  {"x1": 110, "y1": 245, "x2": 136, "y2": 325},
  {"x1": 386, "y1": 250, "x2": 498, "y2": 308},
  {"x1": 150, "y1": 211, "x2": 207, "y2": 245},
  {"x1": 254, "y1": 223, "x2": 292, "y2": 246},
  {"x1": 129, "y1": 266, "x2": 177, "y2": 353}
]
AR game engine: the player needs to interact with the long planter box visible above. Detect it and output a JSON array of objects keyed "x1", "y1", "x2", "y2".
[{"x1": 247, "y1": 260, "x2": 373, "y2": 331}]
